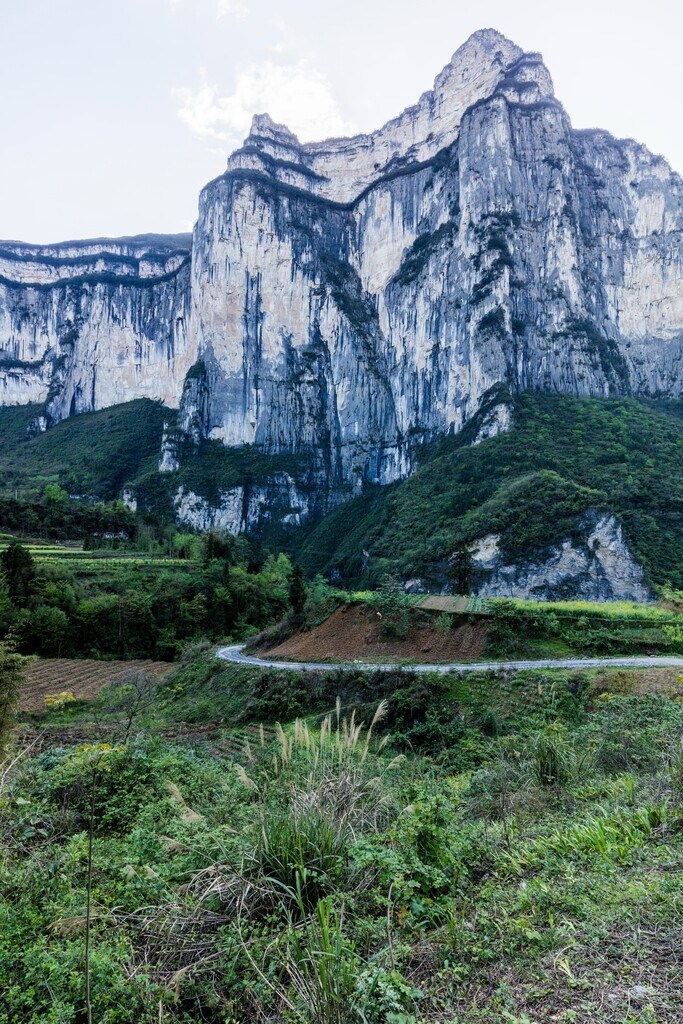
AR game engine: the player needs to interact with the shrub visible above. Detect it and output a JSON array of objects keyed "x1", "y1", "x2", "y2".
[
  {"x1": 531, "y1": 726, "x2": 575, "y2": 788},
  {"x1": 305, "y1": 575, "x2": 346, "y2": 626},
  {"x1": 376, "y1": 574, "x2": 409, "y2": 640}
]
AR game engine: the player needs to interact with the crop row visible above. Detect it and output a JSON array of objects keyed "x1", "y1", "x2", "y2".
[
  {"x1": 24, "y1": 659, "x2": 172, "y2": 686},
  {"x1": 35, "y1": 556, "x2": 191, "y2": 569}
]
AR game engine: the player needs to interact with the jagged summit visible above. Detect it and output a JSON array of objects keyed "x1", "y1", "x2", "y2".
[
  {"x1": 248, "y1": 113, "x2": 300, "y2": 146},
  {"x1": 231, "y1": 29, "x2": 556, "y2": 205}
]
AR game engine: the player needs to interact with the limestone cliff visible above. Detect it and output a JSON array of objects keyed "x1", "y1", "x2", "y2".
[
  {"x1": 1, "y1": 28, "x2": 682, "y2": 539},
  {"x1": 0, "y1": 234, "x2": 193, "y2": 420},
  {"x1": 183, "y1": 26, "x2": 683, "y2": 508},
  {"x1": 469, "y1": 512, "x2": 654, "y2": 602}
]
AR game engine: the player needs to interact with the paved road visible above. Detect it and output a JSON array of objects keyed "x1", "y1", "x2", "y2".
[{"x1": 217, "y1": 645, "x2": 683, "y2": 675}]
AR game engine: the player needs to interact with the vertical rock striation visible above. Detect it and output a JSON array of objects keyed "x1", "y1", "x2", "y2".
[
  {"x1": 183, "y1": 27, "x2": 683, "y2": 506},
  {"x1": 1, "y1": 29, "x2": 682, "y2": 528},
  {"x1": 0, "y1": 235, "x2": 193, "y2": 420}
]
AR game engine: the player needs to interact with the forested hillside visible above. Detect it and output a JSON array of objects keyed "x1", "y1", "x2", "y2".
[{"x1": 295, "y1": 393, "x2": 683, "y2": 590}]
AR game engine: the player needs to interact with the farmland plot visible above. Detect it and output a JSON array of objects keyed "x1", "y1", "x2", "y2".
[{"x1": 21, "y1": 658, "x2": 173, "y2": 711}]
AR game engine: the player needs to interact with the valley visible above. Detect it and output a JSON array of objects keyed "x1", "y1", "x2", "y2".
[{"x1": 0, "y1": 19, "x2": 682, "y2": 1024}]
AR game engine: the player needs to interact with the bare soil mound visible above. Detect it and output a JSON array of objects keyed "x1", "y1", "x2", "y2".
[{"x1": 260, "y1": 603, "x2": 488, "y2": 664}]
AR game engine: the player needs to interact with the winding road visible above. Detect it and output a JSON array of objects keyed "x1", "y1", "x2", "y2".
[{"x1": 217, "y1": 645, "x2": 683, "y2": 675}]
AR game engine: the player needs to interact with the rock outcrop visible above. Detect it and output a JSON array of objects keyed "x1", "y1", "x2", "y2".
[
  {"x1": 1, "y1": 28, "x2": 682, "y2": 541},
  {"x1": 172, "y1": 475, "x2": 311, "y2": 535},
  {"x1": 469, "y1": 512, "x2": 654, "y2": 602}
]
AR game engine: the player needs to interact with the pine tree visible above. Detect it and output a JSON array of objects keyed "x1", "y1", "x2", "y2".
[
  {"x1": 1, "y1": 541, "x2": 35, "y2": 607},
  {"x1": 289, "y1": 565, "x2": 307, "y2": 617},
  {"x1": 449, "y1": 542, "x2": 472, "y2": 596}
]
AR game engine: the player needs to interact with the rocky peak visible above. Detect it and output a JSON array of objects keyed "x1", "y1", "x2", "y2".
[
  {"x1": 227, "y1": 29, "x2": 555, "y2": 205},
  {"x1": 247, "y1": 112, "x2": 301, "y2": 148},
  {"x1": 433, "y1": 29, "x2": 522, "y2": 94}
]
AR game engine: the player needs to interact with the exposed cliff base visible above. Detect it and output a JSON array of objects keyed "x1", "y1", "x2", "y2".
[
  {"x1": 469, "y1": 512, "x2": 653, "y2": 602},
  {"x1": 0, "y1": 390, "x2": 680, "y2": 600}
]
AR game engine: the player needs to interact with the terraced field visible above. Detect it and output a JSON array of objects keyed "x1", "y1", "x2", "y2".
[
  {"x1": 21, "y1": 658, "x2": 173, "y2": 711},
  {"x1": 410, "y1": 594, "x2": 489, "y2": 613},
  {"x1": 0, "y1": 533, "x2": 189, "y2": 574}
]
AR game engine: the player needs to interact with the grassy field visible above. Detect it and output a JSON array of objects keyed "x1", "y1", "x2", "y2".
[
  {"x1": 2, "y1": 648, "x2": 683, "y2": 1022},
  {"x1": 406, "y1": 594, "x2": 678, "y2": 622}
]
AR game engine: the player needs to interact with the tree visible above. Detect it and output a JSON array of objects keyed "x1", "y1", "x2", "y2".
[
  {"x1": 99, "y1": 670, "x2": 157, "y2": 742},
  {"x1": 448, "y1": 542, "x2": 473, "y2": 596},
  {"x1": 376, "y1": 573, "x2": 409, "y2": 639},
  {"x1": 0, "y1": 640, "x2": 24, "y2": 760},
  {"x1": 289, "y1": 565, "x2": 307, "y2": 617},
  {"x1": 43, "y1": 483, "x2": 69, "y2": 509},
  {"x1": 0, "y1": 571, "x2": 13, "y2": 631},
  {"x1": 29, "y1": 605, "x2": 69, "y2": 656},
  {"x1": 1, "y1": 542, "x2": 35, "y2": 607},
  {"x1": 204, "y1": 531, "x2": 234, "y2": 564}
]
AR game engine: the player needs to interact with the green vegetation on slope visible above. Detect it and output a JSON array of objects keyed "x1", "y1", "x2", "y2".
[
  {"x1": 1, "y1": 390, "x2": 681, "y2": 589},
  {"x1": 0, "y1": 535, "x2": 297, "y2": 660},
  {"x1": 295, "y1": 391, "x2": 683, "y2": 588},
  {"x1": 0, "y1": 390, "x2": 681, "y2": 593},
  {"x1": 2, "y1": 649, "x2": 683, "y2": 1022},
  {"x1": 0, "y1": 400, "x2": 168, "y2": 501},
  {"x1": 0, "y1": 400, "x2": 318, "y2": 528}
]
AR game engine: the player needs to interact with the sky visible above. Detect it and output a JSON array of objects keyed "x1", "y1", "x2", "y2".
[{"x1": 1, "y1": 0, "x2": 681, "y2": 243}]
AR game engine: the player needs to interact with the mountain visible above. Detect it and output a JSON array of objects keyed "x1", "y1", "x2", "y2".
[
  {"x1": 0, "y1": 29, "x2": 682, "y2": 594},
  {"x1": 293, "y1": 391, "x2": 683, "y2": 599}
]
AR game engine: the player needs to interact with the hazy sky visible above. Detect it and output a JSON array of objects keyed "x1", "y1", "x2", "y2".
[{"x1": 1, "y1": 0, "x2": 681, "y2": 243}]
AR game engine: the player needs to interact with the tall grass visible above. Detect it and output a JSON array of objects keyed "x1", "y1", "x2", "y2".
[
  {"x1": 279, "y1": 896, "x2": 363, "y2": 1024},
  {"x1": 235, "y1": 700, "x2": 402, "y2": 904},
  {"x1": 230, "y1": 702, "x2": 405, "y2": 1020}
]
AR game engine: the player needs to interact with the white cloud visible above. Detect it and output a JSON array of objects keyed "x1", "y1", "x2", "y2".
[
  {"x1": 174, "y1": 61, "x2": 355, "y2": 151},
  {"x1": 268, "y1": 15, "x2": 300, "y2": 54},
  {"x1": 167, "y1": 0, "x2": 249, "y2": 16},
  {"x1": 216, "y1": 0, "x2": 249, "y2": 18}
]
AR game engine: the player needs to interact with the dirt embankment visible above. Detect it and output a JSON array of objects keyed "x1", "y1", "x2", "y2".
[{"x1": 259, "y1": 603, "x2": 489, "y2": 663}]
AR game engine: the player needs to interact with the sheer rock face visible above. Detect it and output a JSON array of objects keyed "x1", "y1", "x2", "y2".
[
  {"x1": 186, "y1": 27, "x2": 683, "y2": 502},
  {"x1": 1, "y1": 29, "x2": 682, "y2": 514},
  {"x1": 0, "y1": 235, "x2": 194, "y2": 418}
]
